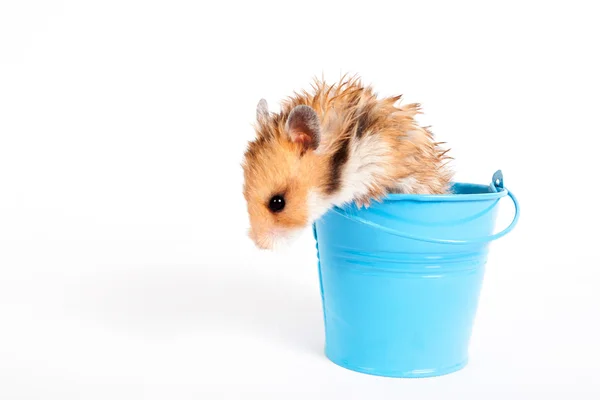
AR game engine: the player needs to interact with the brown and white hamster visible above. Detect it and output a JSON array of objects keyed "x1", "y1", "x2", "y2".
[{"x1": 242, "y1": 75, "x2": 453, "y2": 250}]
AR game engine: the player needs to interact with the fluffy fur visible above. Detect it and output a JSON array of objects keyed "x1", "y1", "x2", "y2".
[{"x1": 242, "y1": 74, "x2": 453, "y2": 250}]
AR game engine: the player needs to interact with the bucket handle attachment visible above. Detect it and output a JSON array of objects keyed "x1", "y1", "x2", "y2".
[{"x1": 330, "y1": 170, "x2": 520, "y2": 245}]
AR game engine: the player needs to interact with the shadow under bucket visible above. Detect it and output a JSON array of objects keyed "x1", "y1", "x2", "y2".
[{"x1": 312, "y1": 170, "x2": 520, "y2": 378}]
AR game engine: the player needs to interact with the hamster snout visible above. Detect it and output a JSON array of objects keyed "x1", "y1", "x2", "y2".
[{"x1": 248, "y1": 226, "x2": 303, "y2": 251}]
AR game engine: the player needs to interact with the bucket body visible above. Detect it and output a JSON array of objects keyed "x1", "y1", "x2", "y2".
[{"x1": 313, "y1": 178, "x2": 518, "y2": 378}]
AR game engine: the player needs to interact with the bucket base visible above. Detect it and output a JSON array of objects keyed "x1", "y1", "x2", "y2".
[{"x1": 325, "y1": 351, "x2": 468, "y2": 378}]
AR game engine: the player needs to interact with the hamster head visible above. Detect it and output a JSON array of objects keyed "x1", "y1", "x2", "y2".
[{"x1": 242, "y1": 99, "x2": 325, "y2": 250}]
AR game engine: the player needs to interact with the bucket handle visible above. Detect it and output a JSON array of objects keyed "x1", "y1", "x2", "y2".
[{"x1": 330, "y1": 170, "x2": 520, "y2": 245}]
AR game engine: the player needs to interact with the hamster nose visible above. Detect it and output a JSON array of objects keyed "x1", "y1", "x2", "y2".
[{"x1": 248, "y1": 227, "x2": 273, "y2": 250}]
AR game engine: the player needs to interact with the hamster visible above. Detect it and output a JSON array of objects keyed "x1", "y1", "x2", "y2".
[{"x1": 242, "y1": 75, "x2": 453, "y2": 250}]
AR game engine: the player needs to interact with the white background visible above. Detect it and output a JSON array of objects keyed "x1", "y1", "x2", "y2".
[{"x1": 1, "y1": 1, "x2": 599, "y2": 399}]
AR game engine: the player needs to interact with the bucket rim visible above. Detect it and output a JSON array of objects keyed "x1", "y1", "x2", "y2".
[{"x1": 377, "y1": 182, "x2": 508, "y2": 203}]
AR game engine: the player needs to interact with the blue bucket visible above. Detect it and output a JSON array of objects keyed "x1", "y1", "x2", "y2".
[{"x1": 312, "y1": 170, "x2": 520, "y2": 378}]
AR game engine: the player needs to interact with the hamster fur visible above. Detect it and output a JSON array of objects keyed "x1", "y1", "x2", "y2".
[{"x1": 242, "y1": 75, "x2": 453, "y2": 250}]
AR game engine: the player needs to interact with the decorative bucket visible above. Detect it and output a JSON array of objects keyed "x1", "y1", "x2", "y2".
[{"x1": 312, "y1": 170, "x2": 520, "y2": 378}]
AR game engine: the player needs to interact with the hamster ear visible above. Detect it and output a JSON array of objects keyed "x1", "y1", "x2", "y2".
[
  {"x1": 256, "y1": 99, "x2": 269, "y2": 122},
  {"x1": 285, "y1": 105, "x2": 321, "y2": 151}
]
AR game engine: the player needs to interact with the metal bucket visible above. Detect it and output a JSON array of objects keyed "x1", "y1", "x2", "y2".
[{"x1": 312, "y1": 170, "x2": 520, "y2": 378}]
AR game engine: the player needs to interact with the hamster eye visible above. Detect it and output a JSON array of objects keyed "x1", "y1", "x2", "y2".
[{"x1": 268, "y1": 195, "x2": 286, "y2": 213}]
